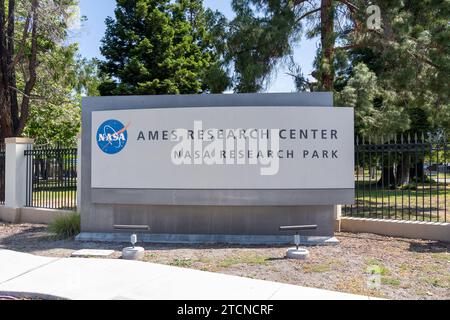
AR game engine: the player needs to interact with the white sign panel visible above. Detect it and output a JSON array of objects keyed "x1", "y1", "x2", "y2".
[{"x1": 91, "y1": 107, "x2": 354, "y2": 189}]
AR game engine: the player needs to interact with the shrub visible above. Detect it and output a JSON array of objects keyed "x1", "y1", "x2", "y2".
[{"x1": 48, "y1": 213, "x2": 80, "y2": 239}]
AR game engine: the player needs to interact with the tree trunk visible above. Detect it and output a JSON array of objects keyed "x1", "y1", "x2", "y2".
[
  {"x1": 410, "y1": 159, "x2": 425, "y2": 182},
  {"x1": 34, "y1": 160, "x2": 39, "y2": 179},
  {"x1": 377, "y1": 166, "x2": 396, "y2": 189},
  {"x1": 0, "y1": 90, "x2": 15, "y2": 140},
  {"x1": 320, "y1": 0, "x2": 334, "y2": 91},
  {"x1": 396, "y1": 155, "x2": 412, "y2": 186},
  {"x1": 0, "y1": 0, "x2": 39, "y2": 139},
  {"x1": 58, "y1": 157, "x2": 64, "y2": 182},
  {"x1": 0, "y1": 0, "x2": 17, "y2": 140},
  {"x1": 370, "y1": 166, "x2": 376, "y2": 179},
  {"x1": 396, "y1": 163, "x2": 411, "y2": 186}
]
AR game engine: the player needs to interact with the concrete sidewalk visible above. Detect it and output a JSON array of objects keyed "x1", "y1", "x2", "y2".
[{"x1": 0, "y1": 249, "x2": 375, "y2": 300}]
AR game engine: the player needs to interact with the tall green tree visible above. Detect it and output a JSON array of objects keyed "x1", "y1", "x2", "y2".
[
  {"x1": 215, "y1": 0, "x2": 359, "y2": 93},
  {"x1": 0, "y1": 0, "x2": 79, "y2": 140},
  {"x1": 334, "y1": 0, "x2": 450, "y2": 186},
  {"x1": 24, "y1": 52, "x2": 100, "y2": 146},
  {"x1": 224, "y1": 0, "x2": 301, "y2": 92},
  {"x1": 99, "y1": 0, "x2": 228, "y2": 95},
  {"x1": 336, "y1": 0, "x2": 450, "y2": 137},
  {"x1": 219, "y1": 0, "x2": 449, "y2": 137}
]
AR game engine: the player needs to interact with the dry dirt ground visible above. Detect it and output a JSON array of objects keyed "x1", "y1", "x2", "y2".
[{"x1": 0, "y1": 223, "x2": 449, "y2": 300}]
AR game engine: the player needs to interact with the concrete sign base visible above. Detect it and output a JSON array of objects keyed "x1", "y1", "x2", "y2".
[{"x1": 76, "y1": 233, "x2": 340, "y2": 246}]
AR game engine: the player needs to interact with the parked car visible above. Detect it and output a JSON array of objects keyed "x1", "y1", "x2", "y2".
[{"x1": 424, "y1": 163, "x2": 450, "y2": 175}]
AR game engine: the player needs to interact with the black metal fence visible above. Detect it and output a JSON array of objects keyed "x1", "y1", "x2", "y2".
[
  {"x1": 24, "y1": 145, "x2": 77, "y2": 210},
  {"x1": 343, "y1": 134, "x2": 450, "y2": 222},
  {"x1": 0, "y1": 144, "x2": 5, "y2": 205},
  {"x1": 9, "y1": 133, "x2": 450, "y2": 222}
]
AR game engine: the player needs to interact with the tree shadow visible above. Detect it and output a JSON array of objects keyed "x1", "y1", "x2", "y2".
[
  {"x1": 338, "y1": 232, "x2": 450, "y2": 254},
  {"x1": 407, "y1": 241, "x2": 449, "y2": 254},
  {"x1": 265, "y1": 257, "x2": 287, "y2": 261},
  {"x1": 0, "y1": 224, "x2": 123, "y2": 254}
]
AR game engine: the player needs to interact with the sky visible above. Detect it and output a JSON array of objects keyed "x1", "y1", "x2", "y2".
[{"x1": 69, "y1": 0, "x2": 319, "y2": 93}]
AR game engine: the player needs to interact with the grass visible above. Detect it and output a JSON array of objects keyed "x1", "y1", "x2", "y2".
[
  {"x1": 218, "y1": 253, "x2": 269, "y2": 268},
  {"x1": 33, "y1": 190, "x2": 76, "y2": 200},
  {"x1": 169, "y1": 258, "x2": 194, "y2": 268},
  {"x1": 144, "y1": 253, "x2": 157, "y2": 260},
  {"x1": 364, "y1": 259, "x2": 403, "y2": 288},
  {"x1": 435, "y1": 173, "x2": 450, "y2": 180},
  {"x1": 31, "y1": 190, "x2": 76, "y2": 209},
  {"x1": 365, "y1": 259, "x2": 390, "y2": 276},
  {"x1": 47, "y1": 213, "x2": 80, "y2": 239},
  {"x1": 302, "y1": 259, "x2": 343, "y2": 273},
  {"x1": 144, "y1": 252, "x2": 269, "y2": 272},
  {"x1": 432, "y1": 253, "x2": 450, "y2": 262},
  {"x1": 355, "y1": 184, "x2": 449, "y2": 200},
  {"x1": 162, "y1": 254, "x2": 270, "y2": 270},
  {"x1": 422, "y1": 277, "x2": 450, "y2": 288},
  {"x1": 334, "y1": 275, "x2": 386, "y2": 298},
  {"x1": 381, "y1": 277, "x2": 401, "y2": 286},
  {"x1": 303, "y1": 263, "x2": 332, "y2": 273},
  {"x1": 344, "y1": 181, "x2": 450, "y2": 222}
]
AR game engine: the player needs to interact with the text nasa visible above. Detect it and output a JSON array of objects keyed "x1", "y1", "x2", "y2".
[{"x1": 97, "y1": 131, "x2": 126, "y2": 143}]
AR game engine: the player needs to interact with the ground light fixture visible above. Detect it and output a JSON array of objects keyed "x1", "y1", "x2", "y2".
[
  {"x1": 114, "y1": 225, "x2": 150, "y2": 260},
  {"x1": 279, "y1": 225, "x2": 318, "y2": 260}
]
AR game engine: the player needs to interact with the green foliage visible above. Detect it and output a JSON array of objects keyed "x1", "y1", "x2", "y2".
[
  {"x1": 75, "y1": 58, "x2": 104, "y2": 97},
  {"x1": 1, "y1": 0, "x2": 83, "y2": 140},
  {"x1": 23, "y1": 51, "x2": 101, "y2": 146},
  {"x1": 99, "y1": 0, "x2": 227, "y2": 95},
  {"x1": 218, "y1": 0, "x2": 449, "y2": 137},
  {"x1": 335, "y1": 0, "x2": 450, "y2": 136},
  {"x1": 336, "y1": 63, "x2": 409, "y2": 137},
  {"x1": 23, "y1": 44, "x2": 82, "y2": 146},
  {"x1": 3, "y1": 0, "x2": 100, "y2": 145},
  {"x1": 48, "y1": 213, "x2": 81, "y2": 239},
  {"x1": 220, "y1": 0, "x2": 301, "y2": 92}
]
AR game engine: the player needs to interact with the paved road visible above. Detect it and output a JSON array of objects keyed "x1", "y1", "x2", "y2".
[{"x1": 0, "y1": 249, "x2": 376, "y2": 300}]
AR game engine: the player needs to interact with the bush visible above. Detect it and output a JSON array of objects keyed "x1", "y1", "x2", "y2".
[{"x1": 48, "y1": 213, "x2": 80, "y2": 239}]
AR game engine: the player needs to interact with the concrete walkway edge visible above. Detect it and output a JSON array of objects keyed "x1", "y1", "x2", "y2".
[{"x1": 0, "y1": 249, "x2": 377, "y2": 300}]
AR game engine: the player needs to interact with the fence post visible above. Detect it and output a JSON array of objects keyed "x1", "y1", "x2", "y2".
[
  {"x1": 334, "y1": 205, "x2": 342, "y2": 232},
  {"x1": 77, "y1": 133, "x2": 81, "y2": 211},
  {"x1": 5, "y1": 138, "x2": 34, "y2": 213}
]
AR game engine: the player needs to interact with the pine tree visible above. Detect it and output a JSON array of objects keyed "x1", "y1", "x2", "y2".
[
  {"x1": 98, "y1": 0, "x2": 228, "y2": 95},
  {"x1": 218, "y1": 0, "x2": 449, "y2": 136},
  {"x1": 336, "y1": 0, "x2": 450, "y2": 136}
]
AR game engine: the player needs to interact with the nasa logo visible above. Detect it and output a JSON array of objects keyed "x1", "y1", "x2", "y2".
[{"x1": 96, "y1": 119, "x2": 129, "y2": 154}]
